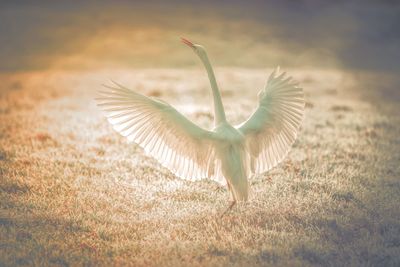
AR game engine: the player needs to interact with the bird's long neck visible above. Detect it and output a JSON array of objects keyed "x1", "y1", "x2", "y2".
[{"x1": 200, "y1": 53, "x2": 226, "y2": 126}]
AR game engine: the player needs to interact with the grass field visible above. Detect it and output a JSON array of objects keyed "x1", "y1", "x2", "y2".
[{"x1": 0, "y1": 67, "x2": 399, "y2": 266}]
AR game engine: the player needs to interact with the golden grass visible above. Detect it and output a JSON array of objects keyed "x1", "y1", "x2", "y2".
[{"x1": 0, "y1": 68, "x2": 399, "y2": 266}]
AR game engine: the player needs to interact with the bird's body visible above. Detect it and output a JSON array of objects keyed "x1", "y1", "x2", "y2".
[
  {"x1": 213, "y1": 122, "x2": 248, "y2": 201},
  {"x1": 96, "y1": 38, "x2": 304, "y2": 213}
]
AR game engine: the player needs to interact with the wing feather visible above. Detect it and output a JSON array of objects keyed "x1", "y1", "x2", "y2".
[
  {"x1": 96, "y1": 82, "x2": 225, "y2": 184},
  {"x1": 237, "y1": 68, "x2": 304, "y2": 175}
]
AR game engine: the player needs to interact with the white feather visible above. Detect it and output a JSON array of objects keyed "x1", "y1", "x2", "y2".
[
  {"x1": 237, "y1": 68, "x2": 305, "y2": 175},
  {"x1": 96, "y1": 82, "x2": 224, "y2": 184}
]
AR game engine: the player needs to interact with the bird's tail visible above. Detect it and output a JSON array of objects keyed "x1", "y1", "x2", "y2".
[
  {"x1": 230, "y1": 172, "x2": 248, "y2": 201},
  {"x1": 222, "y1": 144, "x2": 249, "y2": 201}
]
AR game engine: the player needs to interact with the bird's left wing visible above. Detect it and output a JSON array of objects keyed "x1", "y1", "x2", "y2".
[
  {"x1": 96, "y1": 82, "x2": 224, "y2": 184},
  {"x1": 237, "y1": 68, "x2": 304, "y2": 175}
]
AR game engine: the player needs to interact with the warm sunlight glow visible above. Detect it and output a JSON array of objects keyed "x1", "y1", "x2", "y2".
[{"x1": 1, "y1": 2, "x2": 399, "y2": 266}]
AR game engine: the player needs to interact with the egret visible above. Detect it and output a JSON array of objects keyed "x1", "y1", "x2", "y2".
[{"x1": 96, "y1": 38, "x2": 304, "y2": 214}]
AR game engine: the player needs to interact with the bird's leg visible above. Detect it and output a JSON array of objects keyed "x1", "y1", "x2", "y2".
[
  {"x1": 221, "y1": 200, "x2": 236, "y2": 218},
  {"x1": 220, "y1": 182, "x2": 236, "y2": 217}
]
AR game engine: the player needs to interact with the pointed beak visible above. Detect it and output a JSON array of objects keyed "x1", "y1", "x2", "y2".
[{"x1": 181, "y1": 37, "x2": 194, "y2": 48}]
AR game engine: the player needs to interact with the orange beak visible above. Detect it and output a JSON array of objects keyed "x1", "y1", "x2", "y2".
[{"x1": 181, "y1": 37, "x2": 194, "y2": 48}]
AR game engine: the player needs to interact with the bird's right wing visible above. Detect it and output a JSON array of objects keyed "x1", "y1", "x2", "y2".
[
  {"x1": 237, "y1": 68, "x2": 304, "y2": 175},
  {"x1": 96, "y1": 82, "x2": 226, "y2": 185}
]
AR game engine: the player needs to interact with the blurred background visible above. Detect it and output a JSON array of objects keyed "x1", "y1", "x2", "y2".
[{"x1": 1, "y1": 1, "x2": 399, "y2": 73}]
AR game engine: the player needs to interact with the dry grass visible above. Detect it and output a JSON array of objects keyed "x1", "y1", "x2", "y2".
[{"x1": 0, "y1": 68, "x2": 399, "y2": 266}]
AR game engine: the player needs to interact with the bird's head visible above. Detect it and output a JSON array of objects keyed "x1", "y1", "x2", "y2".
[{"x1": 181, "y1": 37, "x2": 208, "y2": 60}]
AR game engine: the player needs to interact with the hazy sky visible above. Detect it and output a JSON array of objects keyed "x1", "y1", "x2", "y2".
[{"x1": 0, "y1": 1, "x2": 399, "y2": 72}]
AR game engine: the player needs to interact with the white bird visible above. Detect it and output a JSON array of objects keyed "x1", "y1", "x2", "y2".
[{"x1": 96, "y1": 38, "x2": 304, "y2": 214}]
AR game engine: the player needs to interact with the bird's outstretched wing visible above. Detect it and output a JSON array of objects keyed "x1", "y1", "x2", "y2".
[
  {"x1": 96, "y1": 82, "x2": 226, "y2": 184},
  {"x1": 237, "y1": 68, "x2": 304, "y2": 175}
]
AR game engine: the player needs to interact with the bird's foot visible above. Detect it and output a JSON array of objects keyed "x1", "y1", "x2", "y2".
[{"x1": 220, "y1": 200, "x2": 236, "y2": 218}]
